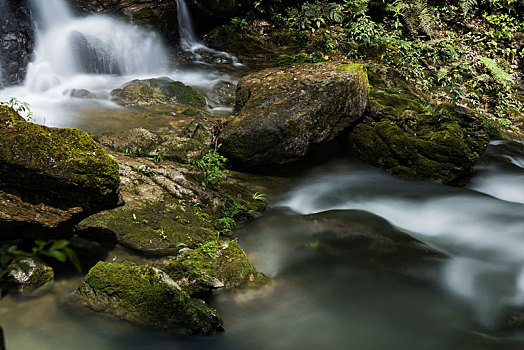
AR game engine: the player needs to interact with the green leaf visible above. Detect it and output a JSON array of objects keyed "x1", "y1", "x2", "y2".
[
  {"x1": 45, "y1": 250, "x2": 67, "y2": 263},
  {"x1": 50, "y1": 239, "x2": 70, "y2": 251},
  {"x1": 64, "y1": 247, "x2": 82, "y2": 273}
]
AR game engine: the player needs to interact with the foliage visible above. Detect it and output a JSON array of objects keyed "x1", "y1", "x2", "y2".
[
  {"x1": 479, "y1": 56, "x2": 513, "y2": 85},
  {"x1": 386, "y1": 0, "x2": 438, "y2": 37},
  {"x1": 1, "y1": 240, "x2": 81, "y2": 276},
  {"x1": 286, "y1": 1, "x2": 344, "y2": 32},
  {"x1": 347, "y1": 15, "x2": 383, "y2": 45},
  {"x1": 278, "y1": 52, "x2": 328, "y2": 65},
  {"x1": 194, "y1": 147, "x2": 229, "y2": 187}
]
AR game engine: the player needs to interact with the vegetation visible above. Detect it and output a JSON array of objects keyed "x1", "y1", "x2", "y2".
[
  {"x1": 1, "y1": 239, "x2": 81, "y2": 277},
  {"x1": 232, "y1": 0, "x2": 524, "y2": 136},
  {"x1": 194, "y1": 147, "x2": 229, "y2": 187}
]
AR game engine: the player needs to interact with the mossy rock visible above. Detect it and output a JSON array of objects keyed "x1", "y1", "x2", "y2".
[
  {"x1": 220, "y1": 63, "x2": 368, "y2": 167},
  {"x1": 73, "y1": 261, "x2": 223, "y2": 335},
  {"x1": 163, "y1": 240, "x2": 269, "y2": 296},
  {"x1": 4, "y1": 257, "x2": 54, "y2": 294},
  {"x1": 111, "y1": 77, "x2": 206, "y2": 108},
  {"x1": 347, "y1": 67, "x2": 489, "y2": 185},
  {"x1": 0, "y1": 106, "x2": 121, "y2": 236},
  {"x1": 80, "y1": 196, "x2": 217, "y2": 255}
]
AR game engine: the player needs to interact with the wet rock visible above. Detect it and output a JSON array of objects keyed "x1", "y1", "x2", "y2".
[
  {"x1": 346, "y1": 67, "x2": 490, "y2": 185},
  {"x1": 163, "y1": 240, "x2": 269, "y2": 296},
  {"x1": 208, "y1": 80, "x2": 236, "y2": 106},
  {"x1": 69, "y1": 31, "x2": 121, "y2": 75},
  {"x1": 70, "y1": 0, "x2": 178, "y2": 40},
  {"x1": 0, "y1": 106, "x2": 121, "y2": 238},
  {"x1": 110, "y1": 77, "x2": 206, "y2": 108},
  {"x1": 68, "y1": 88, "x2": 97, "y2": 99},
  {"x1": 219, "y1": 63, "x2": 368, "y2": 167},
  {"x1": 0, "y1": 1, "x2": 35, "y2": 86},
  {"x1": 73, "y1": 261, "x2": 223, "y2": 335},
  {"x1": 5, "y1": 257, "x2": 54, "y2": 293}
]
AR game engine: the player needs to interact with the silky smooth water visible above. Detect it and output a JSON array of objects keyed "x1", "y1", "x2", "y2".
[
  {"x1": 0, "y1": 0, "x2": 242, "y2": 129},
  {"x1": 2, "y1": 141, "x2": 524, "y2": 350}
]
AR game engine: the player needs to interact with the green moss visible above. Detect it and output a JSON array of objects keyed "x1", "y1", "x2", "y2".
[
  {"x1": 131, "y1": 7, "x2": 158, "y2": 27},
  {"x1": 77, "y1": 261, "x2": 223, "y2": 334},
  {"x1": 80, "y1": 196, "x2": 216, "y2": 255},
  {"x1": 163, "y1": 241, "x2": 262, "y2": 296},
  {"x1": 0, "y1": 106, "x2": 120, "y2": 209}
]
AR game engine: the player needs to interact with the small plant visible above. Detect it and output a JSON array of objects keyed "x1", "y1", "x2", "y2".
[
  {"x1": 158, "y1": 228, "x2": 168, "y2": 241},
  {"x1": 2, "y1": 240, "x2": 81, "y2": 273},
  {"x1": 136, "y1": 164, "x2": 158, "y2": 177},
  {"x1": 200, "y1": 241, "x2": 219, "y2": 259},
  {"x1": 252, "y1": 192, "x2": 267, "y2": 202},
  {"x1": 194, "y1": 148, "x2": 229, "y2": 187},
  {"x1": 0, "y1": 97, "x2": 35, "y2": 121},
  {"x1": 192, "y1": 203, "x2": 209, "y2": 219}
]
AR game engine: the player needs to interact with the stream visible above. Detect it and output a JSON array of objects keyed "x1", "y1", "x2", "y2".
[{"x1": 1, "y1": 0, "x2": 524, "y2": 349}]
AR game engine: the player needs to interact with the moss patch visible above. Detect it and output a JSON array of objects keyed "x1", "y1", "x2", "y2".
[{"x1": 74, "y1": 261, "x2": 223, "y2": 335}]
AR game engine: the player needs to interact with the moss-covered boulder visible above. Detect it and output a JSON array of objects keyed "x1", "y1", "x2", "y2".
[
  {"x1": 4, "y1": 257, "x2": 54, "y2": 294},
  {"x1": 347, "y1": 68, "x2": 490, "y2": 185},
  {"x1": 77, "y1": 148, "x2": 267, "y2": 255},
  {"x1": 163, "y1": 240, "x2": 269, "y2": 296},
  {"x1": 73, "y1": 261, "x2": 223, "y2": 335},
  {"x1": 219, "y1": 63, "x2": 368, "y2": 167},
  {"x1": 0, "y1": 106, "x2": 121, "y2": 237},
  {"x1": 111, "y1": 77, "x2": 206, "y2": 108}
]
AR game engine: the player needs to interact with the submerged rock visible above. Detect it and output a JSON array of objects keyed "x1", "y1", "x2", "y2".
[
  {"x1": 0, "y1": 106, "x2": 121, "y2": 237},
  {"x1": 219, "y1": 63, "x2": 368, "y2": 166},
  {"x1": 73, "y1": 261, "x2": 223, "y2": 335},
  {"x1": 110, "y1": 77, "x2": 206, "y2": 108},
  {"x1": 347, "y1": 68, "x2": 490, "y2": 185},
  {"x1": 4, "y1": 257, "x2": 54, "y2": 294}
]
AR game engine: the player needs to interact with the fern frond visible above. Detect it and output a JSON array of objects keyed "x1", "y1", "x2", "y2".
[{"x1": 479, "y1": 57, "x2": 513, "y2": 85}]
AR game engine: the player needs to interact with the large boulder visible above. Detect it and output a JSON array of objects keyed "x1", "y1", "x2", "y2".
[
  {"x1": 346, "y1": 68, "x2": 490, "y2": 185},
  {"x1": 73, "y1": 261, "x2": 223, "y2": 335},
  {"x1": 219, "y1": 63, "x2": 369, "y2": 166},
  {"x1": 0, "y1": 106, "x2": 121, "y2": 237}
]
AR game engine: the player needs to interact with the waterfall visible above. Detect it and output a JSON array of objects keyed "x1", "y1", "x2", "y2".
[
  {"x1": 26, "y1": 0, "x2": 168, "y2": 91},
  {"x1": 175, "y1": 0, "x2": 241, "y2": 65}
]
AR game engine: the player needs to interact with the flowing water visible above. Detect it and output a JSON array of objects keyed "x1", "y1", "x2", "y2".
[
  {"x1": 175, "y1": 0, "x2": 241, "y2": 65},
  {"x1": 2, "y1": 0, "x2": 524, "y2": 349},
  {"x1": 2, "y1": 141, "x2": 524, "y2": 349}
]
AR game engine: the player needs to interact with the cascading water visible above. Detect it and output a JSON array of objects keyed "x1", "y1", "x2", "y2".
[
  {"x1": 175, "y1": 0, "x2": 241, "y2": 65},
  {"x1": 0, "y1": 0, "x2": 170, "y2": 126},
  {"x1": 27, "y1": 0, "x2": 168, "y2": 91}
]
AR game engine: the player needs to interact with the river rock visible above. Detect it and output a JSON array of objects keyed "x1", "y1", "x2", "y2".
[
  {"x1": 73, "y1": 261, "x2": 223, "y2": 335},
  {"x1": 4, "y1": 256, "x2": 54, "y2": 293},
  {"x1": 347, "y1": 67, "x2": 490, "y2": 185},
  {"x1": 110, "y1": 77, "x2": 206, "y2": 108},
  {"x1": 0, "y1": 106, "x2": 121, "y2": 237},
  {"x1": 219, "y1": 63, "x2": 369, "y2": 167}
]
